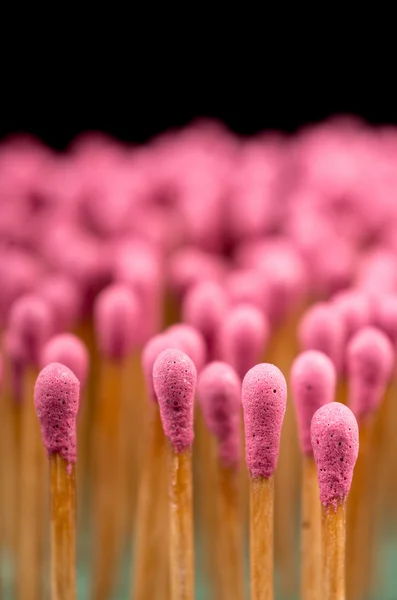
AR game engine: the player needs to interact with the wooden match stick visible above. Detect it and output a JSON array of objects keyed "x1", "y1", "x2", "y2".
[
  {"x1": 241, "y1": 363, "x2": 287, "y2": 600},
  {"x1": 291, "y1": 350, "x2": 336, "y2": 600},
  {"x1": 153, "y1": 348, "x2": 197, "y2": 600},
  {"x1": 34, "y1": 362, "x2": 79, "y2": 600},
  {"x1": 311, "y1": 402, "x2": 359, "y2": 600}
]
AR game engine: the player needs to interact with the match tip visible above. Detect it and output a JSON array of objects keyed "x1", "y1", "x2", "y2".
[
  {"x1": 40, "y1": 334, "x2": 89, "y2": 388},
  {"x1": 166, "y1": 323, "x2": 206, "y2": 372},
  {"x1": 311, "y1": 402, "x2": 359, "y2": 509},
  {"x1": 153, "y1": 348, "x2": 197, "y2": 453},
  {"x1": 298, "y1": 302, "x2": 345, "y2": 372},
  {"x1": 8, "y1": 293, "x2": 53, "y2": 365},
  {"x1": 39, "y1": 275, "x2": 81, "y2": 332},
  {"x1": 34, "y1": 362, "x2": 80, "y2": 465},
  {"x1": 347, "y1": 326, "x2": 394, "y2": 420},
  {"x1": 94, "y1": 284, "x2": 139, "y2": 360},
  {"x1": 197, "y1": 361, "x2": 241, "y2": 468},
  {"x1": 142, "y1": 333, "x2": 184, "y2": 401},
  {"x1": 291, "y1": 350, "x2": 336, "y2": 455},
  {"x1": 242, "y1": 363, "x2": 287, "y2": 479}
]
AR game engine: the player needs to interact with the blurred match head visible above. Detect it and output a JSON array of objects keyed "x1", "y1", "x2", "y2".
[
  {"x1": 8, "y1": 294, "x2": 53, "y2": 366},
  {"x1": 40, "y1": 334, "x2": 89, "y2": 388},
  {"x1": 94, "y1": 284, "x2": 139, "y2": 360},
  {"x1": 34, "y1": 362, "x2": 80, "y2": 466},
  {"x1": 142, "y1": 333, "x2": 185, "y2": 401},
  {"x1": 332, "y1": 290, "x2": 372, "y2": 341},
  {"x1": 311, "y1": 402, "x2": 359, "y2": 509},
  {"x1": 38, "y1": 275, "x2": 81, "y2": 332},
  {"x1": 346, "y1": 326, "x2": 394, "y2": 420},
  {"x1": 167, "y1": 323, "x2": 206, "y2": 372},
  {"x1": 219, "y1": 304, "x2": 270, "y2": 379},
  {"x1": 153, "y1": 349, "x2": 197, "y2": 453},
  {"x1": 197, "y1": 361, "x2": 241, "y2": 468},
  {"x1": 291, "y1": 350, "x2": 336, "y2": 455},
  {"x1": 242, "y1": 363, "x2": 287, "y2": 479}
]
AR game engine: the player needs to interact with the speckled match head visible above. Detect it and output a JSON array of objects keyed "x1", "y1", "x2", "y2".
[
  {"x1": 8, "y1": 294, "x2": 53, "y2": 366},
  {"x1": 197, "y1": 361, "x2": 241, "y2": 468},
  {"x1": 291, "y1": 351, "x2": 336, "y2": 455},
  {"x1": 219, "y1": 305, "x2": 270, "y2": 379},
  {"x1": 167, "y1": 323, "x2": 206, "y2": 372},
  {"x1": 40, "y1": 334, "x2": 89, "y2": 388},
  {"x1": 153, "y1": 349, "x2": 197, "y2": 453},
  {"x1": 142, "y1": 333, "x2": 185, "y2": 401},
  {"x1": 298, "y1": 302, "x2": 345, "y2": 373},
  {"x1": 34, "y1": 362, "x2": 80, "y2": 466},
  {"x1": 94, "y1": 284, "x2": 139, "y2": 361},
  {"x1": 311, "y1": 402, "x2": 359, "y2": 509},
  {"x1": 346, "y1": 326, "x2": 394, "y2": 421},
  {"x1": 242, "y1": 363, "x2": 287, "y2": 479}
]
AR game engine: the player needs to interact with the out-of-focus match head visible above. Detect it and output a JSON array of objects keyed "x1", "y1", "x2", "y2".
[
  {"x1": 311, "y1": 402, "x2": 359, "y2": 510},
  {"x1": 242, "y1": 363, "x2": 287, "y2": 479},
  {"x1": 34, "y1": 362, "x2": 80, "y2": 466},
  {"x1": 38, "y1": 274, "x2": 81, "y2": 332},
  {"x1": 94, "y1": 284, "x2": 139, "y2": 361},
  {"x1": 346, "y1": 326, "x2": 394, "y2": 420},
  {"x1": 8, "y1": 293, "x2": 53, "y2": 366},
  {"x1": 40, "y1": 334, "x2": 89, "y2": 389},
  {"x1": 332, "y1": 290, "x2": 372, "y2": 341},
  {"x1": 153, "y1": 349, "x2": 197, "y2": 453},
  {"x1": 167, "y1": 323, "x2": 206, "y2": 372},
  {"x1": 197, "y1": 361, "x2": 241, "y2": 468},
  {"x1": 142, "y1": 333, "x2": 185, "y2": 401},
  {"x1": 291, "y1": 350, "x2": 336, "y2": 455}
]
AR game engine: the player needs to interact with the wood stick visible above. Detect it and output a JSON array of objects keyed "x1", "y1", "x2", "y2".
[
  {"x1": 249, "y1": 476, "x2": 274, "y2": 600},
  {"x1": 321, "y1": 503, "x2": 346, "y2": 600},
  {"x1": 301, "y1": 456, "x2": 321, "y2": 600},
  {"x1": 50, "y1": 454, "x2": 76, "y2": 600}
]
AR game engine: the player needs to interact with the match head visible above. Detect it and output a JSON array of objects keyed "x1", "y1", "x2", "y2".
[
  {"x1": 142, "y1": 333, "x2": 185, "y2": 400},
  {"x1": 346, "y1": 326, "x2": 394, "y2": 420},
  {"x1": 38, "y1": 275, "x2": 81, "y2": 332},
  {"x1": 94, "y1": 284, "x2": 139, "y2": 361},
  {"x1": 8, "y1": 294, "x2": 53, "y2": 366},
  {"x1": 291, "y1": 351, "x2": 336, "y2": 455},
  {"x1": 219, "y1": 304, "x2": 270, "y2": 379},
  {"x1": 332, "y1": 290, "x2": 372, "y2": 341},
  {"x1": 34, "y1": 362, "x2": 80, "y2": 465},
  {"x1": 153, "y1": 349, "x2": 197, "y2": 453},
  {"x1": 197, "y1": 362, "x2": 241, "y2": 468},
  {"x1": 166, "y1": 324, "x2": 206, "y2": 372},
  {"x1": 242, "y1": 363, "x2": 287, "y2": 479},
  {"x1": 40, "y1": 334, "x2": 89, "y2": 388},
  {"x1": 311, "y1": 402, "x2": 359, "y2": 509}
]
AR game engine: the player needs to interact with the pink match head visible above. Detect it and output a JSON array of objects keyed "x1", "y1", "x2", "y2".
[
  {"x1": 197, "y1": 362, "x2": 241, "y2": 468},
  {"x1": 153, "y1": 349, "x2": 197, "y2": 453},
  {"x1": 219, "y1": 304, "x2": 270, "y2": 379},
  {"x1": 182, "y1": 280, "x2": 229, "y2": 361},
  {"x1": 168, "y1": 247, "x2": 226, "y2": 297},
  {"x1": 346, "y1": 326, "x2": 394, "y2": 421},
  {"x1": 38, "y1": 275, "x2": 81, "y2": 332},
  {"x1": 311, "y1": 402, "x2": 359, "y2": 509},
  {"x1": 298, "y1": 302, "x2": 345, "y2": 373},
  {"x1": 332, "y1": 290, "x2": 372, "y2": 341},
  {"x1": 94, "y1": 284, "x2": 139, "y2": 361},
  {"x1": 291, "y1": 351, "x2": 336, "y2": 455},
  {"x1": 373, "y1": 294, "x2": 397, "y2": 347},
  {"x1": 225, "y1": 268, "x2": 267, "y2": 312},
  {"x1": 0, "y1": 251, "x2": 41, "y2": 326},
  {"x1": 166, "y1": 324, "x2": 206, "y2": 372},
  {"x1": 242, "y1": 363, "x2": 287, "y2": 479},
  {"x1": 142, "y1": 333, "x2": 185, "y2": 400},
  {"x1": 34, "y1": 362, "x2": 80, "y2": 465},
  {"x1": 8, "y1": 294, "x2": 53, "y2": 366},
  {"x1": 40, "y1": 334, "x2": 89, "y2": 388}
]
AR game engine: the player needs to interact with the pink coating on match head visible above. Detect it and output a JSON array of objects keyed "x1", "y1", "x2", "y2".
[
  {"x1": 153, "y1": 349, "x2": 197, "y2": 453},
  {"x1": 332, "y1": 290, "x2": 372, "y2": 341},
  {"x1": 219, "y1": 304, "x2": 270, "y2": 379},
  {"x1": 298, "y1": 302, "x2": 345, "y2": 373},
  {"x1": 0, "y1": 251, "x2": 41, "y2": 326},
  {"x1": 38, "y1": 275, "x2": 81, "y2": 332},
  {"x1": 142, "y1": 333, "x2": 185, "y2": 400},
  {"x1": 34, "y1": 362, "x2": 80, "y2": 466},
  {"x1": 168, "y1": 247, "x2": 227, "y2": 297},
  {"x1": 242, "y1": 363, "x2": 287, "y2": 479},
  {"x1": 373, "y1": 294, "x2": 397, "y2": 347},
  {"x1": 182, "y1": 280, "x2": 229, "y2": 360},
  {"x1": 225, "y1": 269, "x2": 267, "y2": 312},
  {"x1": 346, "y1": 326, "x2": 394, "y2": 421},
  {"x1": 197, "y1": 362, "x2": 241, "y2": 468},
  {"x1": 8, "y1": 294, "x2": 53, "y2": 366},
  {"x1": 311, "y1": 402, "x2": 359, "y2": 509},
  {"x1": 94, "y1": 284, "x2": 139, "y2": 361},
  {"x1": 40, "y1": 334, "x2": 89, "y2": 388},
  {"x1": 291, "y1": 351, "x2": 336, "y2": 455},
  {"x1": 166, "y1": 323, "x2": 206, "y2": 372}
]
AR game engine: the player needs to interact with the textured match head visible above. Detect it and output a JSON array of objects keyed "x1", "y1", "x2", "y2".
[
  {"x1": 8, "y1": 294, "x2": 53, "y2": 366},
  {"x1": 94, "y1": 284, "x2": 139, "y2": 361},
  {"x1": 346, "y1": 326, "x2": 394, "y2": 421},
  {"x1": 40, "y1": 334, "x2": 89, "y2": 389},
  {"x1": 38, "y1": 275, "x2": 81, "y2": 332},
  {"x1": 219, "y1": 304, "x2": 270, "y2": 379},
  {"x1": 197, "y1": 362, "x2": 241, "y2": 468},
  {"x1": 166, "y1": 323, "x2": 206, "y2": 372},
  {"x1": 153, "y1": 349, "x2": 197, "y2": 453},
  {"x1": 311, "y1": 402, "x2": 359, "y2": 509},
  {"x1": 34, "y1": 362, "x2": 80, "y2": 465},
  {"x1": 142, "y1": 333, "x2": 185, "y2": 401},
  {"x1": 242, "y1": 363, "x2": 287, "y2": 479},
  {"x1": 291, "y1": 351, "x2": 336, "y2": 455},
  {"x1": 298, "y1": 302, "x2": 345, "y2": 373}
]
